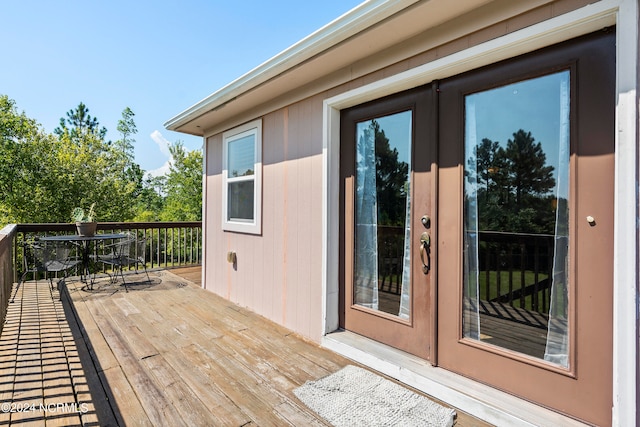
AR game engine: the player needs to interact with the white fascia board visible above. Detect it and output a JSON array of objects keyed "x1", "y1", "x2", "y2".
[{"x1": 164, "y1": 0, "x2": 418, "y2": 131}]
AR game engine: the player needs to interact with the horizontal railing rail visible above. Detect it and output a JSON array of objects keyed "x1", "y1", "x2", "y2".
[
  {"x1": 374, "y1": 227, "x2": 555, "y2": 320},
  {"x1": 12, "y1": 222, "x2": 202, "y2": 283}
]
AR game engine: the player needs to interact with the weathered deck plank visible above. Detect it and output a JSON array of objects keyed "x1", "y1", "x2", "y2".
[
  {"x1": 2, "y1": 282, "x2": 83, "y2": 426},
  {"x1": 0, "y1": 268, "x2": 490, "y2": 426}
]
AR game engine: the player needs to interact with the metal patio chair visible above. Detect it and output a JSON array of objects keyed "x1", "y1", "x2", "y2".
[
  {"x1": 97, "y1": 236, "x2": 150, "y2": 290},
  {"x1": 12, "y1": 239, "x2": 81, "y2": 302}
]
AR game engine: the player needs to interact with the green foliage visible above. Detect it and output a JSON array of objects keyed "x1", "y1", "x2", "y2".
[
  {"x1": 71, "y1": 203, "x2": 96, "y2": 222},
  {"x1": 134, "y1": 176, "x2": 166, "y2": 221},
  {"x1": 0, "y1": 95, "x2": 56, "y2": 223},
  {"x1": 361, "y1": 119, "x2": 409, "y2": 227},
  {"x1": 54, "y1": 102, "x2": 107, "y2": 140},
  {"x1": 51, "y1": 120, "x2": 137, "y2": 222},
  {"x1": 468, "y1": 129, "x2": 557, "y2": 234},
  {"x1": 0, "y1": 96, "x2": 203, "y2": 225},
  {"x1": 116, "y1": 107, "x2": 137, "y2": 156},
  {"x1": 159, "y1": 142, "x2": 203, "y2": 221}
]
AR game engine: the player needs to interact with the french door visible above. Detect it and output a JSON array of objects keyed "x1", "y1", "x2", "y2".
[
  {"x1": 340, "y1": 29, "x2": 615, "y2": 425},
  {"x1": 340, "y1": 87, "x2": 436, "y2": 360}
]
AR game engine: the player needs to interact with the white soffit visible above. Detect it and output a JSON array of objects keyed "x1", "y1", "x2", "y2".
[{"x1": 164, "y1": 0, "x2": 503, "y2": 136}]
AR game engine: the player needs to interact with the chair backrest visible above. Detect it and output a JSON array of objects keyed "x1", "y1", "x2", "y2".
[
  {"x1": 120, "y1": 237, "x2": 146, "y2": 265},
  {"x1": 43, "y1": 241, "x2": 79, "y2": 272},
  {"x1": 105, "y1": 235, "x2": 146, "y2": 267},
  {"x1": 22, "y1": 239, "x2": 79, "y2": 280},
  {"x1": 23, "y1": 240, "x2": 45, "y2": 273},
  {"x1": 114, "y1": 238, "x2": 134, "y2": 259},
  {"x1": 134, "y1": 238, "x2": 147, "y2": 263},
  {"x1": 44, "y1": 241, "x2": 75, "y2": 263}
]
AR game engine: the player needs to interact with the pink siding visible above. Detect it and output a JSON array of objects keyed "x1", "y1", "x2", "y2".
[{"x1": 204, "y1": 99, "x2": 325, "y2": 341}]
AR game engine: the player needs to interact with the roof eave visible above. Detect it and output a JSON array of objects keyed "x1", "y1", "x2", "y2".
[{"x1": 164, "y1": 0, "x2": 420, "y2": 134}]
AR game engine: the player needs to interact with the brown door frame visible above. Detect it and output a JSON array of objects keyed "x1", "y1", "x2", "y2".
[
  {"x1": 338, "y1": 28, "x2": 615, "y2": 426},
  {"x1": 339, "y1": 27, "x2": 615, "y2": 427}
]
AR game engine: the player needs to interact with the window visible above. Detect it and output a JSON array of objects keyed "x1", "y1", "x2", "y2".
[{"x1": 222, "y1": 119, "x2": 262, "y2": 234}]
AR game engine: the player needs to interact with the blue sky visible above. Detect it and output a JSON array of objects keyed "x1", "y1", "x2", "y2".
[{"x1": 1, "y1": 0, "x2": 362, "y2": 176}]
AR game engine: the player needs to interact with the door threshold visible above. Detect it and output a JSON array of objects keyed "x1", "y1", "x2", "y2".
[{"x1": 322, "y1": 330, "x2": 591, "y2": 427}]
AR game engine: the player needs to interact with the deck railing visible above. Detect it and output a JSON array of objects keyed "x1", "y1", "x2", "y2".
[
  {"x1": 0, "y1": 222, "x2": 201, "y2": 335},
  {"x1": 376, "y1": 227, "x2": 555, "y2": 316},
  {"x1": 377, "y1": 226, "x2": 405, "y2": 295},
  {"x1": 478, "y1": 230, "x2": 554, "y2": 315},
  {"x1": 6, "y1": 221, "x2": 202, "y2": 290}
]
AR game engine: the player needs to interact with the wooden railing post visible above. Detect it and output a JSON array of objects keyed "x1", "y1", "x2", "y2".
[{"x1": 0, "y1": 225, "x2": 17, "y2": 334}]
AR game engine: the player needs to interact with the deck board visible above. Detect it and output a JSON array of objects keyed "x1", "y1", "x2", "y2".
[
  {"x1": 478, "y1": 300, "x2": 549, "y2": 359},
  {"x1": 0, "y1": 268, "x2": 490, "y2": 426}
]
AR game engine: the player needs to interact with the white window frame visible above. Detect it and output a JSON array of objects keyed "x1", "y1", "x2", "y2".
[{"x1": 222, "y1": 119, "x2": 262, "y2": 234}]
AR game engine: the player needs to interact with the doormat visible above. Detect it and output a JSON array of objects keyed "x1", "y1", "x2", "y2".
[{"x1": 293, "y1": 365, "x2": 456, "y2": 427}]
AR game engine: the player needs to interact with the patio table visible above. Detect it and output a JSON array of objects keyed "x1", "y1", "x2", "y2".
[{"x1": 39, "y1": 233, "x2": 128, "y2": 288}]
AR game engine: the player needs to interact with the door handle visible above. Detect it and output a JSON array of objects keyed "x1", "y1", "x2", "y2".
[{"x1": 420, "y1": 231, "x2": 431, "y2": 274}]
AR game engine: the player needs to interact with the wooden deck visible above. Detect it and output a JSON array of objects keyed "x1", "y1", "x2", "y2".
[
  {"x1": 478, "y1": 300, "x2": 549, "y2": 359},
  {"x1": 0, "y1": 267, "x2": 489, "y2": 426}
]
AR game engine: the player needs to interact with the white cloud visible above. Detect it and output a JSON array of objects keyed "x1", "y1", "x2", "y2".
[
  {"x1": 150, "y1": 130, "x2": 172, "y2": 158},
  {"x1": 146, "y1": 130, "x2": 173, "y2": 178},
  {"x1": 147, "y1": 160, "x2": 171, "y2": 178}
]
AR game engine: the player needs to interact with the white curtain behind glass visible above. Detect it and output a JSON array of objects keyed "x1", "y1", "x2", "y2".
[
  {"x1": 398, "y1": 174, "x2": 412, "y2": 319},
  {"x1": 463, "y1": 99, "x2": 481, "y2": 340},
  {"x1": 354, "y1": 123, "x2": 379, "y2": 309},
  {"x1": 544, "y1": 73, "x2": 571, "y2": 368}
]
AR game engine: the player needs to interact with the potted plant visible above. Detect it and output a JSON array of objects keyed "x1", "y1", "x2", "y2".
[{"x1": 71, "y1": 203, "x2": 97, "y2": 236}]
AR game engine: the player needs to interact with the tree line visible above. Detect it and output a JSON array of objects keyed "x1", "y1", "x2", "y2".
[
  {"x1": 468, "y1": 129, "x2": 559, "y2": 235},
  {"x1": 0, "y1": 95, "x2": 202, "y2": 225},
  {"x1": 366, "y1": 119, "x2": 560, "y2": 235}
]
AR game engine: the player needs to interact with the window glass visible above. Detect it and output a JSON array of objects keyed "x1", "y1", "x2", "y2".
[
  {"x1": 228, "y1": 134, "x2": 255, "y2": 178},
  {"x1": 228, "y1": 181, "x2": 255, "y2": 221},
  {"x1": 463, "y1": 71, "x2": 570, "y2": 367},
  {"x1": 354, "y1": 110, "x2": 412, "y2": 318}
]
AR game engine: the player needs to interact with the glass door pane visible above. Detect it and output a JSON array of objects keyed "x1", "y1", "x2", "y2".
[
  {"x1": 354, "y1": 111, "x2": 412, "y2": 318},
  {"x1": 463, "y1": 71, "x2": 571, "y2": 366}
]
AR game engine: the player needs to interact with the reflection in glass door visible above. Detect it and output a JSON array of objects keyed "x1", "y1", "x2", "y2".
[
  {"x1": 354, "y1": 111, "x2": 412, "y2": 318},
  {"x1": 463, "y1": 71, "x2": 571, "y2": 366},
  {"x1": 438, "y1": 30, "x2": 614, "y2": 426},
  {"x1": 341, "y1": 86, "x2": 433, "y2": 360}
]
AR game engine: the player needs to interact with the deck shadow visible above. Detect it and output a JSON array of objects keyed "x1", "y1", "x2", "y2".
[{"x1": 59, "y1": 279, "x2": 123, "y2": 426}]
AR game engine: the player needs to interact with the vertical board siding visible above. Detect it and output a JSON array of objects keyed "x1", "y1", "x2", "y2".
[
  {"x1": 288, "y1": 99, "x2": 313, "y2": 338},
  {"x1": 264, "y1": 110, "x2": 286, "y2": 322},
  {"x1": 262, "y1": 110, "x2": 285, "y2": 324},
  {"x1": 204, "y1": 134, "x2": 224, "y2": 298},
  {"x1": 204, "y1": 103, "x2": 324, "y2": 342},
  {"x1": 283, "y1": 106, "x2": 298, "y2": 332},
  {"x1": 306, "y1": 100, "x2": 321, "y2": 338}
]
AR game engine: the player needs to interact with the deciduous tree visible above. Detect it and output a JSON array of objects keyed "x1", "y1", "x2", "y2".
[
  {"x1": 160, "y1": 142, "x2": 202, "y2": 221},
  {"x1": 0, "y1": 96, "x2": 203, "y2": 225}
]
